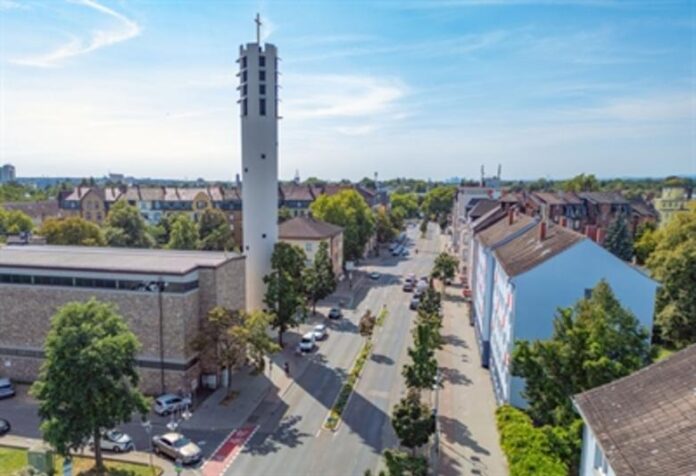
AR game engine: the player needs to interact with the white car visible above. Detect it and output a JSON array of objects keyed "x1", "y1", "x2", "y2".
[
  {"x1": 313, "y1": 324, "x2": 328, "y2": 341},
  {"x1": 154, "y1": 394, "x2": 191, "y2": 416},
  {"x1": 89, "y1": 430, "x2": 134, "y2": 453},
  {"x1": 298, "y1": 332, "x2": 316, "y2": 352},
  {"x1": 0, "y1": 378, "x2": 16, "y2": 399}
]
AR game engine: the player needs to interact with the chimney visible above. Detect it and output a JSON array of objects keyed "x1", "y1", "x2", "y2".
[
  {"x1": 561, "y1": 217, "x2": 567, "y2": 228},
  {"x1": 596, "y1": 227, "x2": 605, "y2": 245},
  {"x1": 235, "y1": 173, "x2": 241, "y2": 189},
  {"x1": 585, "y1": 224, "x2": 597, "y2": 242},
  {"x1": 508, "y1": 208, "x2": 514, "y2": 225},
  {"x1": 539, "y1": 221, "x2": 547, "y2": 241}
]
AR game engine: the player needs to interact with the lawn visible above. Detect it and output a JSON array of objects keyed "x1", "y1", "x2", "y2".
[{"x1": 0, "y1": 446, "x2": 161, "y2": 476}]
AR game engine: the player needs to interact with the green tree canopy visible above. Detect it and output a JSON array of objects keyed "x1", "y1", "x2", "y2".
[
  {"x1": 390, "y1": 192, "x2": 420, "y2": 219},
  {"x1": 198, "y1": 208, "x2": 235, "y2": 251},
  {"x1": 512, "y1": 280, "x2": 652, "y2": 427},
  {"x1": 0, "y1": 208, "x2": 34, "y2": 235},
  {"x1": 39, "y1": 216, "x2": 105, "y2": 246},
  {"x1": 402, "y1": 323, "x2": 439, "y2": 393},
  {"x1": 278, "y1": 206, "x2": 293, "y2": 223},
  {"x1": 647, "y1": 205, "x2": 696, "y2": 348},
  {"x1": 603, "y1": 216, "x2": 633, "y2": 261},
  {"x1": 310, "y1": 189, "x2": 375, "y2": 262},
  {"x1": 391, "y1": 390, "x2": 435, "y2": 455},
  {"x1": 167, "y1": 213, "x2": 198, "y2": 250},
  {"x1": 431, "y1": 252, "x2": 459, "y2": 283},
  {"x1": 31, "y1": 299, "x2": 148, "y2": 470},
  {"x1": 304, "y1": 241, "x2": 337, "y2": 314},
  {"x1": 421, "y1": 186, "x2": 455, "y2": 221},
  {"x1": 264, "y1": 242, "x2": 308, "y2": 346},
  {"x1": 375, "y1": 205, "x2": 398, "y2": 243},
  {"x1": 561, "y1": 174, "x2": 600, "y2": 193},
  {"x1": 104, "y1": 200, "x2": 154, "y2": 248}
]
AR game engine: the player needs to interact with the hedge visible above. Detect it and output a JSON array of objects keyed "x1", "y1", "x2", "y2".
[{"x1": 495, "y1": 405, "x2": 567, "y2": 476}]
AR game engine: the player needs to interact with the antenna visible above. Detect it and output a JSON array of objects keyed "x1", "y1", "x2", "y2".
[{"x1": 255, "y1": 13, "x2": 262, "y2": 44}]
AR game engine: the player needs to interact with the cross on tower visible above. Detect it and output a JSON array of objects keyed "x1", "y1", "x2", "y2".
[{"x1": 255, "y1": 13, "x2": 262, "y2": 44}]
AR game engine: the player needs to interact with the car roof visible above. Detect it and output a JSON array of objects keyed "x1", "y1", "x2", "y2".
[
  {"x1": 156, "y1": 394, "x2": 180, "y2": 401},
  {"x1": 314, "y1": 324, "x2": 326, "y2": 329},
  {"x1": 302, "y1": 332, "x2": 315, "y2": 339},
  {"x1": 0, "y1": 378, "x2": 11, "y2": 385},
  {"x1": 162, "y1": 432, "x2": 183, "y2": 440}
]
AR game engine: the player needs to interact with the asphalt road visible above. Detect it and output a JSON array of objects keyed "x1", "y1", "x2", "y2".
[{"x1": 227, "y1": 225, "x2": 440, "y2": 476}]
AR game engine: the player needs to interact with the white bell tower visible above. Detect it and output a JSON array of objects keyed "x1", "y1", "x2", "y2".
[{"x1": 239, "y1": 14, "x2": 279, "y2": 310}]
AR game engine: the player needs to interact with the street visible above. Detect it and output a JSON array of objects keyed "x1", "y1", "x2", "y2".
[{"x1": 225, "y1": 225, "x2": 439, "y2": 475}]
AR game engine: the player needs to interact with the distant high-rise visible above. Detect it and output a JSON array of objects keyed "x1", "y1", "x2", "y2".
[
  {"x1": 0, "y1": 164, "x2": 16, "y2": 183},
  {"x1": 239, "y1": 14, "x2": 279, "y2": 310}
]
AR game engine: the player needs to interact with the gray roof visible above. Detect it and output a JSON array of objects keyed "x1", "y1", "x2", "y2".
[
  {"x1": 574, "y1": 345, "x2": 696, "y2": 476},
  {"x1": 468, "y1": 199, "x2": 500, "y2": 220},
  {"x1": 279, "y1": 216, "x2": 343, "y2": 239},
  {"x1": 0, "y1": 245, "x2": 242, "y2": 275}
]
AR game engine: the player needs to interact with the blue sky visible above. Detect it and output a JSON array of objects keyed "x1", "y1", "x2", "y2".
[{"x1": 1, "y1": 0, "x2": 694, "y2": 181}]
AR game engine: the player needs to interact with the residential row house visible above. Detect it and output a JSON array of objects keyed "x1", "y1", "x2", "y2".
[
  {"x1": 468, "y1": 207, "x2": 657, "y2": 407},
  {"x1": 58, "y1": 183, "x2": 381, "y2": 250}
]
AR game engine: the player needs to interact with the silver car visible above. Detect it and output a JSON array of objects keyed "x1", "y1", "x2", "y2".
[
  {"x1": 152, "y1": 432, "x2": 202, "y2": 465},
  {"x1": 313, "y1": 324, "x2": 328, "y2": 341},
  {"x1": 154, "y1": 394, "x2": 191, "y2": 416},
  {"x1": 0, "y1": 378, "x2": 15, "y2": 399},
  {"x1": 89, "y1": 430, "x2": 134, "y2": 453}
]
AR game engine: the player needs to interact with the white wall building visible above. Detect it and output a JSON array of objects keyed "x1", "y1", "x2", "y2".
[
  {"x1": 469, "y1": 213, "x2": 657, "y2": 407},
  {"x1": 239, "y1": 18, "x2": 279, "y2": 310}
]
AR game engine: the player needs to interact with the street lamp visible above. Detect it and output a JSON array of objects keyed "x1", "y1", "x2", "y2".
[{"x1": 140, "y1": 417, "x2": 154, "y2": 476}]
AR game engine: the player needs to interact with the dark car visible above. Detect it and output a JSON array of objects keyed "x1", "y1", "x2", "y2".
[
  {"x1": 402, "y1": 282, "x2": 414, "y2": 292},
  {"x1": 410, "y1": 297, "x2": 421, "y2": 310},
  {"x1": 328, "y1": 307, "x2": 342, "y2": 319},
  {"x1": 0, "y1": 418, "x2": 10, "y2": 436}
]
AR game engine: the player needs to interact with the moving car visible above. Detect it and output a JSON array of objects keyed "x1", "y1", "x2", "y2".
[
  {"x1": 0, "y1": 378, "x2": 15, "y2": 399},
  {"x1": 298, "y1": 332, "x2": 316, "y2": 352},
  {"x1": 410, "y1": 296, "x2": 421, "y2": 310},
  {"x1": 152, "y1": 432, "x2": 202, "y2": 465},
  {"x1": 402, "y1": 282, "x2": 414, "y2": 292},
  {"x1": 0, "y1": 418, "x2": 10, "y2": 436},
  {"x1": 369, "y1": 272, "x2": 381, "y2": 280},
  {"x1": 154, "y1": 394, "x2": 191, "y2": 416},
  {"x1": 313, "y1": 324, "x2": 328, "y2": 341},
  {"x1": 328, "y1": 307, "x2": 342, "y2": 319},
  {"x1": 89, "y1": 430, "x2": 134, "y2": 453}
]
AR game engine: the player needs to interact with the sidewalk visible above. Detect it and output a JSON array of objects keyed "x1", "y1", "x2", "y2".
[
  {"x1": 1, "y1": 434, "x2": 176, "y2": 476},
  {"x1": 436, "y1": 255, "x2": 507, "y2": 474}
]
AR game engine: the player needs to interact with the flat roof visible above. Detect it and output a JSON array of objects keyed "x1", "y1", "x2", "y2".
[{"x1": 0, "y1": 245, "x2": 242, "y2": 275}]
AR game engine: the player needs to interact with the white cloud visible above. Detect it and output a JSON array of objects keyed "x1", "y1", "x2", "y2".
[
  {"x1": 0, "y1": 0, "x2": 29, "y2": 10},
  {"x1": 11, "y1": 0, "x2": 141, "y2": 67}
]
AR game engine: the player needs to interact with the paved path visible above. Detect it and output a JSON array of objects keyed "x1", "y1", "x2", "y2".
[{"x1": 436, "y1": 259, "x2": 508, "y2": 475}]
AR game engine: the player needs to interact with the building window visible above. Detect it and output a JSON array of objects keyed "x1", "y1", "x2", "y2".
[
  {"x1": 241, "y1": 71, "x2": 247, "y2": 83},
  {"x1": 196, "y1": 201, "x2": 206, "y2": 209},
  {"x1": 244, "y1": 167, "x2": 249, "y2": 173},
  {"x1": 261, "y1": 153, "x2": 266, "y2": 159},
  {"x1": 85, "y1": 212, "x2": 91, "y2": 220},
  {"x1": 593, "y1": 444, "x2": 609, "y2": 475},
  {"x1": 259, "y1": 55, "x2": 265, "y2": 67},
  {"x1": 242, "y1": 98, "x2": 248, "y2": 116},
  {"x1": 241, "y1": 56, "x2": 247, "y2": 68},
  {"x1": 262, "y1": 233, "x2": 267, "y2": 238},
  {"x1": 305, "y1": 243, "x2": 313, "y2": 252},
  {"x1": 260, "y1": 84, "x2": 266, "y2": 95},
  {"x1": 260, "y1": 99, "x2": 266, "y2": 116},
  {"x1": 96, "y1": 213, "x2": 102, "y2": 221},
  {"x1": 242, "y1": 85, "x2": 247, "y2": 97},
  {"x1": 259, "y1": 70, "x2": 266, "y2": 81}
]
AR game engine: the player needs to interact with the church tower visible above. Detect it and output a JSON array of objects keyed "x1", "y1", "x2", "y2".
[{"x1": 239, "y1": 14, "x2": 279, "y2": 310}]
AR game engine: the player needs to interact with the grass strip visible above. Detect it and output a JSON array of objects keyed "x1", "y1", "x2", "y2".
[
  {"x1": 324, "y1": 339, "x2": 373, "y2": 430},
  {"x1": 376, "y1": 308, "x2": 389, "y2": 327}
]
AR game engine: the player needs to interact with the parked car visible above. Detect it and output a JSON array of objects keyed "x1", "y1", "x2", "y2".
[
  {"x1": 391, "y1": 247, "x2": 402, "y2": 257},
  {"x1": 313, "y1": 324, "x2": 328, "y2": 341},
  {"x1": 154, "y1": 394, "x2": 191, "y2": 416},
  {"x1": 152, "y1": 432, "x2": 202, "y2": 465},
  {"x1": 298, "y1": 332, "x2": 316, "y2": 352},
  {"x1": 414, "y1": 287, "x2": 425, "y2": 298},
  {"x1": 328, "y1": 307, "x2": 342, "y2": 319},
  {"x1": 388, "y1": 242, "x2": 398, "y2": 251},
  {"x1": 401, "y1": 248, "x2": 409, "y2": 257},
  {"x1": 402, "y1": 282, "x2": 414, "y2": 292},
  {"x1": 0, "y1": 418, "x2": 10, "y2": 436},
  {"x1": 369, "y1": 272, "x2": 381, "y2": 280},
  {"x1": 89, "y1": 430, "x2": 134, "y2": 453},
  {"x1": 0, "y1": 378, "x2": 15, "y2": 399},
  {"x1": 410, "y1": 296, "x2": 421, "y2": 310}
]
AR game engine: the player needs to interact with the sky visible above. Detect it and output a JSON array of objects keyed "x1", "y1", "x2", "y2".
[{"x1": 1, "y1": 0, "x2": 695, "y2": 182}]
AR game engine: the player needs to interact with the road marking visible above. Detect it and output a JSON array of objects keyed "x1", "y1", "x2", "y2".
[{"x1": 201, "y1": 425, "x2": 258, "y2": 476}]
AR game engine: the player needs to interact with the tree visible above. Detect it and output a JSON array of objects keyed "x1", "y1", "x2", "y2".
[
  {"x1": 603, "y1": 216, "x2": 633, "y2": 261},
  {"x1": 310, "y1": 189, "x2": 375, "y2": 261},
  {"x1": 634, "y1": 222, "x2": 658, "y2": 265},
  {"x1": 104, "y1": 200, "x2": 154, "y2": 248},
  {"x1": 39, "y1": 217, "x2": 106, "y2": 246},
  {"x1": 359, "y1": 310, "x2": 377, "y2": 338},
  {"x1": 561, "y1": 174, "x2": 600, "y2": 193},
  {"x1": 278, "y1": 206, "x2": 293, "y2": 223},
  {"x1": 375, "y1": 205, "x2": 398, "y2": 243},
  {"x1": 198, "y1": 208, "x2": 235, "y2": 251},
  {"x1": 512, "y1": 280, "x2": 652, "y2": 427},
  {"x1": 304, "y1": 241, "x2": 336, "y2": 314},
  {"x1": 0, "y1": 208, "x2": 34, "y2": 235},
  {"x1": 382, "y1": 450, "x2": 427, "y2": 476},
  {"x1": 264, "y1": 242, "x2": 307, "y2": 346},
  {"x1": 167, "y1": 214, "x2": 198, "y2": 250},
  {"x1": 391, "y1": 390, "x2": 435, "y2": 455},
  {"x1": 417, "y1": 287, "x2": 442, "y2": 318},
  {"x1": 390, "y1": 192, "x2": 420, "y2": 219},
  {"x1": 359, "y1": 176, "x2": 376, "y2": 190},
  {"x1": 229, "y1": 310, "x2": 281, "y2": 374},
  {"x1": 421, "y1": 186, "x2": 455, "y2": 223},
  {"x1": 419, "y1": 218, "x2": 428, "y2": 237},
  {"x1": 647, "y1": 205, "x2": 696, "y2": 348},
  {"x1": 31, "y1": 299, "x2": 148, "y2": 471},
  {"x1": 402, "y1": 323, "x2": 439, "y2": 393},
  {"x1": 431, "y1": 253, "x2": 458, "y2": 283}
]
